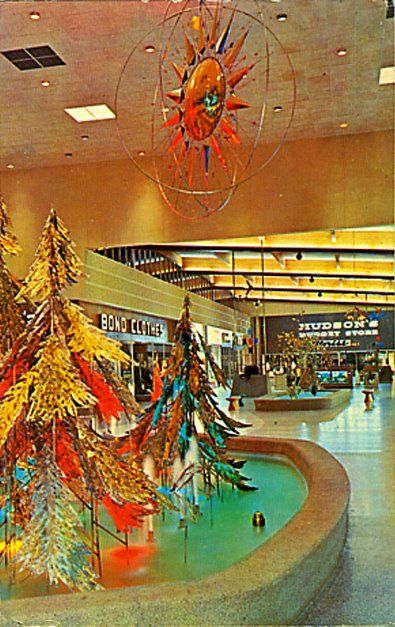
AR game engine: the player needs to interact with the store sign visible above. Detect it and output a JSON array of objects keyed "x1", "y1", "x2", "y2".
[
  {"x1": 221, "y1": 332, "x2": 233, "y2": 347},
  {"x1": 266, "y1": 311, "x2": 394, "y2": 352},
  {"x1": 99, "y1": 312, "x2": 168, "y2": 342},
  {"x1": 207, "y1": 326, "x2": 232, "y2": 346}
]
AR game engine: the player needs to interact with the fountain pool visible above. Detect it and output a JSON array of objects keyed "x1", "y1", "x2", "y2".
[
  {"x1": 255, "y1": 388, "x2": 351, "y2": 411},
  {"x1": 0, "y1": 453, "x2": 307, "y2": 599}
]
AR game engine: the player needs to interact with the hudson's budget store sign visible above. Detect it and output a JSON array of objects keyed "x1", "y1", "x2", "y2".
[{"x1": 266, "y1": 311, "x2": 394, "y2": 351}]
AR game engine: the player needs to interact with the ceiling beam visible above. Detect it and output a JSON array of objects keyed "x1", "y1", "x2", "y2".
[
  {"x1": 211, "y1": 285, "x2": 394, "y2": 296},
  {"x1": 230, "y1": 296, "x2": 394, "y2": 309},
  {"x1": 181, "y1": 270, "x2": 394, "y2": 280},
  {"x1": 134, "y1": 244, "x2": 394, "y2": 256}
]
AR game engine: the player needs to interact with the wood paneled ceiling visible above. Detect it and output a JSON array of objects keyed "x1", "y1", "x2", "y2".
[
  {"x1": 0, "y1": 0, "x2": 394, "y2": 170},
  {"x1": 134, "y1": 226, "x2": 395, "y2": 307}
]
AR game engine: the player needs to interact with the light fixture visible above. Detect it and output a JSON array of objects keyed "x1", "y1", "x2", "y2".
[
  {"x1": 29, "y1": 11, "x2": 40, "y2": 20},
  {"x1": 145, "y1": 44, "x2": 156, "y2": 54},
  {"x1": 296, "y1": 251, "x2": 303, "y2": 261},
  {"x1": 277, "y1": 13, "x2": 287, "y2": 21},
  {"x1": 41, "y1": 79, "x2": 50, "y2": 87},
  {"x1": 339, "y1": 122, "x2": 348, "y2": 129},
  {"x1": 318, "y1": 291, "x2": 322, "y2": 297},
  {"x1": 309, "y1": 276, "x2": 315, "y2": 284},
  {"x1": 336, "y1": 48, "x2": 347, "y2": 57},
  {"x1": 64, "y1": 152, "x2": 73, "y2": 158},
  {"x1": 273, "y1": 105, "x2": 283, "y2": 112},
  {"x1": 330, "y1": 229, "x2": 336, "y2": 243},
  {"x1": 6, "y1": 164, "x2": 14, "y2": 169},
  {"x1": 81, "y1": 135, "x2": 89, "y2": 141},
  {"x1": 138, "y1": 150, "x2": 145, "y2": 156},
  {"x1": 379, "y1": 66, "x2": 395, "y2": 86},
  {"x1": 255, "y1": 300, "x2": 260, "y2": 308},
  {"x1": 64, "y1": 104, "x2": 116, "y2": 123}
]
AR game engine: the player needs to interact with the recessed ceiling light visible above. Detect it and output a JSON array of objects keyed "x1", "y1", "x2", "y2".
[
  {"x1": 138, "y1": 150, "x2": 145, "y2": 156},
  {"x1": 29, "y1": 11, "x2": 40, "y2": 21},
  {"x1": 6, "y1": 164, "x2": 14, "y2": 169},
  {"x1": 339, "y1": 122, "x2": 348, "y2": 129},
  {"x1": 273, "y1": 105, "x2": 282, "y2": 112},
  {"x1": 81, "y1": 135, "x2": 89, "y2": 141},
  {"x1": 379, "y1": 66, "x2": 395, "y2": 85},
  {"x1": 336, "y1": 48, "x2": 348, "y2": 57},
  {"x1": 41, "y1": 79, "x2": 50, "y2": 87},
  {"x1": 145, "y1": 44, "x2": 156, "y2": 54},
  {"x1": 64, "y1": 104, "x2": 116, "y2": 123},
  {"x1": 65, "y1": 152, "x2": 73, "y2": 158},
  {"x1": 309, "y1": 276, "x2": 315, "y2": 284},
  {"x1": 277, "y1": 13, "x2": 287, "y2": 21}
]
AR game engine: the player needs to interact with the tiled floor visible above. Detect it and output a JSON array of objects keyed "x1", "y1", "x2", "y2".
[{"x1": 218, "y1": 384, "x2": 395, "y2": 626}]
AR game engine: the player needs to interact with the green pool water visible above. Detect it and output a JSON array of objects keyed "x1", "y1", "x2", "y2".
[
  {"x1": 277, "y1": 391, "x2": 333, "y2": 399},
  {"x1": 0, "y1": 454, "x2": 307, "y2": 599}
]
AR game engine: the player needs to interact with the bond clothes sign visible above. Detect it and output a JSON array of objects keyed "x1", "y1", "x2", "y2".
[
  {"x1": 99, "y1": 312, "x2": 168, "y2": 343},
  {"x1": 266, "y1": 311, "x2": 394, "y2": 352}
]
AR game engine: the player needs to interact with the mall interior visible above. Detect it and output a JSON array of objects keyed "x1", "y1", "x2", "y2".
[{"x1": 0, "y1": 1, "x2": 394, "y2": 625}]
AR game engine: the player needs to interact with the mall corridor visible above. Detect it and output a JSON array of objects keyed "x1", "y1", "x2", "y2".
[{"x1": 224, "y1": 384, "x2": 395, "y2": 625}]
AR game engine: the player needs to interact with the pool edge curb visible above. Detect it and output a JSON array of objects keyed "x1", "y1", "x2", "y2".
[{"x1": 1, "y1": 436, "x2": 350, "y2": 626}]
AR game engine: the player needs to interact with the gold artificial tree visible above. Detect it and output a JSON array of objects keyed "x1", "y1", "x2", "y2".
[
  {"x1": 0, "y1": 209, "x2": 169, "y2": 592},
  {"x1": 0, "y1": 196, "x2": 26, "y2": 356}
]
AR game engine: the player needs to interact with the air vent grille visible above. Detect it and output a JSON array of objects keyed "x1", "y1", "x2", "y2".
[{"x1": 1, "y1": 45, "x2": 65, "y2": 71}]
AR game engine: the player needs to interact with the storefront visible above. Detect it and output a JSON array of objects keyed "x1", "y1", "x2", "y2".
[
  {"x1": 264, "y1": 310, "x2": 395, "y2": 375},
  {"x1": 80, "y1": 304, "x2": 175, "y2": 400},
  {"x1": 206, "y1": 326, "x2": 239, "y2": 383}
]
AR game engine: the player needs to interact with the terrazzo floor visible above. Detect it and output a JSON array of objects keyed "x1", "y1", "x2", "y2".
[
  {"x1": 218, "y1": 383, "x2": 395, "y2": 626},
  {"x1": 0, "y1": 385, "x2": 393, "y2": 626}
]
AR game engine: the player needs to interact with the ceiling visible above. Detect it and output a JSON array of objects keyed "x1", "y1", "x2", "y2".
[
  {"x1": 0, "y1": 0, "x2": 393, "y2": 171},
  {"x1": 99, "y1": 225, "x2": 395, "y2": 308}
]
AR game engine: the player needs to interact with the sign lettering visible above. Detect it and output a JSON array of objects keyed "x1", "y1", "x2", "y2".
[
  {"x1": 266, "y1": 311, "x2": 394, "y2": 352},
  {"x1": 99, "y1": 313, "x2": 166, "y2": 340}
]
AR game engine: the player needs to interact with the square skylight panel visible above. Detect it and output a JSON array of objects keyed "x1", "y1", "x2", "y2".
[
  {"x1": 64, "y1": 104, "x2": 116, "y2": 122},
  {"x1": 379, "y1": 66, "x2": 395, "y2": 85}
]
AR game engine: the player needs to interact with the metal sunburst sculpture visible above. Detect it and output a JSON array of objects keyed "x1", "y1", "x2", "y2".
[
  {"x1": 115, "y1": 0, "x2": 296, "y2": 219},
  {"x1": 162, "y1": 6, "x2": 252, "y2": 183}
]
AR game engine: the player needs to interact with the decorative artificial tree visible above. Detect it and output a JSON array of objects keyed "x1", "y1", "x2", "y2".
[
  {"x1": 130, "y1": 294, "x2": 255, "y2": 517},
  {"x1": 0, "y1": 196, "x2": 26, "y2": 356},
  {"x1": 277, "y1": 331, "x2": 324, "y2": 397},
  {"x1": 150, "y1": 355, "x2": 164, "y2": 402},
  {"x1": 0, "y1": 209, "x2": 169, "y2": 591}
]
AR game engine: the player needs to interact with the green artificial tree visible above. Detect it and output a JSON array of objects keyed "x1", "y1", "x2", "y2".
[{"x1": 132, "y1": 294, "x2": 255, "y2": 509}]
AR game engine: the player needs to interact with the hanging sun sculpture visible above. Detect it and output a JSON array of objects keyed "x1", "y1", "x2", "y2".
[
  {"x1": 115, "y1": 0, "x2": 296, "y2": 219},
  {"x1": 162, "y1": 7, "x2": 252, "y2": 184}
]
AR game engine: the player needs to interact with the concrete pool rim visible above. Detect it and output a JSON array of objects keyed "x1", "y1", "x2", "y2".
[
  {"x1": 1, "y1": 436, "x2": 350, "y2": 626},
  {"x1": 254, "y1": 388, "x2": 351, "y2": 411}
]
